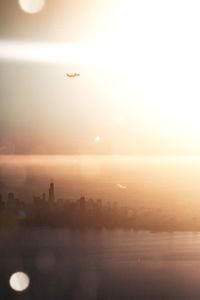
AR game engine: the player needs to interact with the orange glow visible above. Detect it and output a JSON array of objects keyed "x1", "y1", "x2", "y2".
[{"x1": 1, "y1": 0, "x2": 200, "y2": 155}]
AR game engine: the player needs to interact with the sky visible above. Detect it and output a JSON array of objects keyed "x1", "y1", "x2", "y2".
[{"x1": 1, "y1": 0, "x2": 200, "y2": 155}]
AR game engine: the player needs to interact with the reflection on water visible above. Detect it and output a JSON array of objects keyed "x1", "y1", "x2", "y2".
[
  {"x1": 1, "y1": 229, "x2": 200, "y2": 299},
  {"x1": 1, "y1": 156, "x2": 200, "y2": 298}
]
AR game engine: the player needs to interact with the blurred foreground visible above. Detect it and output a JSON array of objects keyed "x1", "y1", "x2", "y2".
[{"x1": 1, "y1": 229, "x2": 200, "y2": 300}]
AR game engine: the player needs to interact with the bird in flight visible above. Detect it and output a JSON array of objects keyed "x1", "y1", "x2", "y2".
[
  {"x1": 66, "y1": 73, "x2": 80, "y2": 78},
  {"x1": 116, "y1": 183, "x2": 127, "y2": 190}
]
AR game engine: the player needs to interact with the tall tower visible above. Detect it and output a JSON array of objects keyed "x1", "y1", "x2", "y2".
[{"x1": 48, "y1": 181, "x2": 55, "y2": 204}]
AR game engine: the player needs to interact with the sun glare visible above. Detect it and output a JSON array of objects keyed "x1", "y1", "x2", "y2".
[
  {"x1": 19, "y1": 0, "x2": 45, "y2": 14},
  {"x1": 103, "y1": 0, "x2": 200, "y2": 141},
  {"x1": 1, "y1": 0, "x2": 200, "y2": 153}
]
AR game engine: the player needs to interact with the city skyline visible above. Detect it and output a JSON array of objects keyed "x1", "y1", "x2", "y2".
[{"x1": 0, "y1": 180, "x2": 199, "y2": 231}]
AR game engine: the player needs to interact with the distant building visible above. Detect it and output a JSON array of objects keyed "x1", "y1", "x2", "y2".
[
  {"x1": 8, "y1": 192, "x2": 14, "y2": 203},
  {"x1": 97, "y1": 199, "x2": 102, "y2": 210},
  {"x1": 7, "y1": 192, "x2": 19, "y2": 212},
  {"x1": 7, "y1": 192, "x2": 14, "y2": 210},
  {"x1": 0, "y1": 194, "x2": 4, "y2": 211},
  {"x1": 79, "y1": 196, "x2": 86, "y2": 211},
  {"x1": 48, "y1": 181, "x2": 55, "y2": 204}
]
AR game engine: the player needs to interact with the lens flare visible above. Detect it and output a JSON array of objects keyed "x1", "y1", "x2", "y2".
[
  {"x1": 18, "y1": 0, "x2": 45, "y2": 14},
  {"x1": 9, "y1": 272, "x2": 30, "y2": 292}
]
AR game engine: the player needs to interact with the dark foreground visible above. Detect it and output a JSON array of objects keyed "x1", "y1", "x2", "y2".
[{"x1": 1, "y1": 229, "x2": 200, "y2": 300}]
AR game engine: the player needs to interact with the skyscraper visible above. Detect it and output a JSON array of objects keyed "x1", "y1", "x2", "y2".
[{"x1": 48, "y1": 181, "x2": 55, "y2": 204}]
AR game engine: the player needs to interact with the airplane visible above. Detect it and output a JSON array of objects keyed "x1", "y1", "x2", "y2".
[{"x1": 65, "y1": 73, "x2": 80, "y2": 78}]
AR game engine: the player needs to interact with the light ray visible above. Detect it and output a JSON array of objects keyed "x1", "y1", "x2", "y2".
[{"x1": 0, "y1": 40, "x2": 102, "y2": 65}]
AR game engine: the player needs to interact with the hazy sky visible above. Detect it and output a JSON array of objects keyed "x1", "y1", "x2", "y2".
[{"x1": 1, "y1": 0, "x2": 200, "y2": 155}]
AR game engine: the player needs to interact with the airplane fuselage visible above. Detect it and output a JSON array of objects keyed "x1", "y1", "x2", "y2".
[{"x1": 66, "y1": 73, "x2": 80, "y2": 78}]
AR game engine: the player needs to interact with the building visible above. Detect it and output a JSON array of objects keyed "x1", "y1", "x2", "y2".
[
  {"x1": 48, "y1": 181, "x2": 55, "y2": 204},
  {"x1": 7, "y1": 192, "x2": 19, "y2": 212}
]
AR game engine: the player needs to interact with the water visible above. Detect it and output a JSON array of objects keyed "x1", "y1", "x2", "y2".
[
  {"x1": 1, "y1": 229, "x2": 200, "y2": 299},
  {"x1": 1, "y1": 155, "x2": 200, "y2": 298}
]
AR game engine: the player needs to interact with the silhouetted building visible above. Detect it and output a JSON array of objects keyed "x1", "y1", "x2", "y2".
[
  {"x1": 79, "y1": 196, "x2": 86, "y2": 211},
  {"x1": 7, "y1": 192, "x2": 14, "y2": 209},
  {"x1": 48, "y1": 181, "x2": 55, "y2": 204},
  {"x1": 7, "y1": 193, "x2": 20, "y2": 212},
  {"x1": 8, "y1": 192, "x2": 14, "y2": 202},
  {"x1": 0, "y1": 194, "x2": 4, "y2": 211}
]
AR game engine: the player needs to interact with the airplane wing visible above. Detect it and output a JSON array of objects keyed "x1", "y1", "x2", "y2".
[{"x1": 66, "y1": 73, "x2": 73, "y2": 77}]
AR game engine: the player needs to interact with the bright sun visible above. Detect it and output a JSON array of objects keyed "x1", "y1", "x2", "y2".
[
  {"x1": 104, "y1": 0, "x2": 200, "y2": 137},
  {"x1": 1, "y1": 0, "x2": 200, "y2": 154}
]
